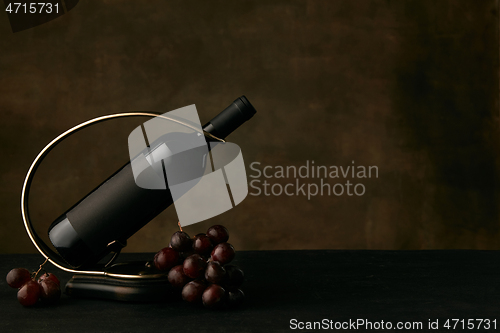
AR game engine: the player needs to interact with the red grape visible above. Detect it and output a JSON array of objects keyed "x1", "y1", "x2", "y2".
[
  {"x1": 17, "y1": 280, "x2": 40, "y2": 307},
  {"x1": 205, "y1": 261, "x2": 226, "y2": 284},
  {"x1": 206, "y1": 225, "x2": 229, "y2": 244},
  {"x1": 168, "y1": 265, "x2": 191, "y2": 288},
  {"x1": 181, "y1": 280, "x2": 206, "y2": 303},
  {"x1": 224, "y1": 265, "x2": 244, "y2": 288},
  {"x1": 154, "y1": 247, "x2": 180, "y2": 271},
  {"x1": 153, "y1": 224, "x2": 245, "y2": 309},
  {"x1": 170, "y1": 231, "x2": 192, "y2": 252},
  {"x1": 183, "y1": 254, "x2": 207, "y2": 279},
  {"x1": 211, "y1": 243, "x2": 235, "y2": 265},
  {"x1": 227, "y1": 289, "x2": 245, "y2": 307},
  {"x1": 39, "y1": 280, "x2": 61, "y2": 304},
  {"x1": 202, "y1": 284, "x2": 226, "y2": 308},
  {"x1": 38, "y1": 272, "x2": 60, "y2": 287},
  {"x1": 193, "y1": 233, "x2": 213, "y2": 255},
  {"x1": 6, "y1": 268, "x2": 31, "y2": 289}
]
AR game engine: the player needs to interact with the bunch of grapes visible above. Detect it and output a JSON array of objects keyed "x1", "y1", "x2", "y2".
[
  {"x1": 6, "y1": 266, "x2": 61, "y2": 307},
  {"x1": 153, "y1": 225, "x2": 245, "y2": 309}
]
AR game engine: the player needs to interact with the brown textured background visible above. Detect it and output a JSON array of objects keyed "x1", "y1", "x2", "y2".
[{"x1": 0, "y1": 0, "x2": 498, "y2": 254}]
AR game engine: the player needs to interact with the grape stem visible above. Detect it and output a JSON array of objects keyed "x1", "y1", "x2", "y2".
[
  {"x1": 178, "y1": 221, "x2": 183, "y2": 232},
  {"x1": 32, "y1": 257, "x2": 48, "y2": 280}
]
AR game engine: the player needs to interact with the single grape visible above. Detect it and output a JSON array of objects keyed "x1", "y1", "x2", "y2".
[
  {"x1": 6, "y1": 268, "x2": 31, "y2": 289},
  {"x1": 168, "y1": 265, "x2": 191, "y2": 288},
  {"x1": 170, "y1": 231, "x2": 192, "y2": 252},
  {"x1": 38, "y1": 272, "x2": 60, "y2": 287},
  {"x1": 227, "y1": 289, "x2": 245, "y2": 307},
  {"x1": 206, "y1": 225, "x2": 229, "y2": 245},
  {"x1": 202, "y1": 284, "x2": 226, "y2": 308},
  {"x1": 39, "y1": 280, "x2": 61, "y2": 304},
  {"x1": 224, "y1": 265, "x2": 244, "y2": 288},
  {"x1": 154, "y1": 247, "x2": 180, "y2": 271},
  {"x1": 193, "y1": 233, "x2": 213, "y2": 255},
  {"x1": 17, "y1": 280, "x2": 40, "y2": 307},
  {"x1": 205, "y1": 261, "x2": 226, "y2": 284},
  {"x1": 211, "y1": 243, "x2": 235, "y2": 265},
  {"x1": 183, "y1": 254, "x2": 207, "y2": 279},
  {"x1": 181, "y1": 280, "x2": 206, "y2": 303}
]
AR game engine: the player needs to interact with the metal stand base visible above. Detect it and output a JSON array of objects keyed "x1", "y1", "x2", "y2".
[
  {"x1": 64, "y1": 261, "x2": 176, "y2": 302},
  {"x1": 65, "y1": 274, "x2": 177, "y2": 302}
]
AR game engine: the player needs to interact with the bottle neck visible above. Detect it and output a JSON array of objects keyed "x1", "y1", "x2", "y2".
[{"x1": 202, "y1": 96, "x2": 256, "y2": 139}]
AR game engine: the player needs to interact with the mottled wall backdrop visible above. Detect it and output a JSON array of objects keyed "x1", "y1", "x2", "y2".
[{"x1": 0, "y1": 0, "x2": 498, "y2": 254}]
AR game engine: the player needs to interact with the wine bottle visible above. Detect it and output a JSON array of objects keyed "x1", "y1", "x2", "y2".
[{"x1": 48, "y1": 96, "x2": 256, "y2": 268}]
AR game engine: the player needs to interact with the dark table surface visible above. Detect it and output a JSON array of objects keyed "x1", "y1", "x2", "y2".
[{"x1": 1, "y1": 250, "x2": 499, "y2": 332}]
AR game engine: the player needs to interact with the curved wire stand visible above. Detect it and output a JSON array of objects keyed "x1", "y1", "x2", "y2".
[{"x1": 21, "y1": 112, "x2": 224, "y2": 279}]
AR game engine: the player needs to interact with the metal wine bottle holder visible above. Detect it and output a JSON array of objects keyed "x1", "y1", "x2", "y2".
[{"x1": 21, "y1": 112, "x2": 224, "y2": 280}]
